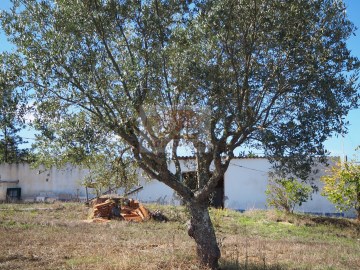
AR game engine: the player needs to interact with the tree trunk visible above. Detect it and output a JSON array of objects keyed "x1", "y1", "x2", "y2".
[
  {"x1": 4, "y1": 128, "x2": 8, "y2": 163},
  {"x1": 357, "y1": 190, "x2": 360, "y2": 222},
  {"x1": 187, "y1": 202, "x2": 220, "y2": 269}
]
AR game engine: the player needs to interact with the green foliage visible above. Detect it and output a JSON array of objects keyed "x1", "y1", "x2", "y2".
[
  {"x1": 0, "y1": 52, "x2": 33, "y2": 163},
  {"x1": 321, "y1": 160, "x2": 360, "y2": 220},
  {"x1": 0, "y1": 0, "x2": 357, "y2": 184},
  {"x1": 266, "y1": 178, "x2": 313, "y2": 213},
  {"x1": 81, "y1": 154, "x2": 139, "y2": 196},
  {"x1": 0, "y1": 0, "x2": 358, "y2": 180},
  {"x1": 31, "y1": 111, "x2": 139, "y2": 193},
  {"x1": 1, "y1": 1, "x2": 359, "y2": 265}
]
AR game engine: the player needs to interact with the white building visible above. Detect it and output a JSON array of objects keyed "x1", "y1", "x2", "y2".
[
  {"x1": 0, "y1": 163, "x2": 88, "y2": 202},
  {"x1": 0, "y1": 158, "x2": 354, "y2": 217}
]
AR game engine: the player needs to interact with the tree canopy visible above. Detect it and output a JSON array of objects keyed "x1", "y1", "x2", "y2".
[
  {"x1": 0, "y1": 52, "x2": 32, "y2": 163},
  {"x1": 1, "y1": 0, "x2": 359, "y2": 268}
]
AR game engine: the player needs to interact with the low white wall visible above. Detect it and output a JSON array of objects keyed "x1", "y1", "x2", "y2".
[
  {"x1": 225, "y1": 158, "x2": 271, "y2": 210},
  {"x1": 0, "y1": 159, "x2": 352, "y2": 217},
  {"x1": 224, "y1": 158, "x2": 351, "y2": 217},
  {"x1": 133, "y1": 176, "x2": 181, "y2": 205},
  {"x1": 0, "y1": 163, "x2": 89, "y2": 201},
  {"x1": 133, "y1": 159, "x2": 198, "y2": 205}
]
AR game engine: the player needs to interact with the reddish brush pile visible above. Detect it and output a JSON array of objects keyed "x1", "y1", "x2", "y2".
[{"x1": 90, "y1": 198, "x2": 150, "y2": 222}]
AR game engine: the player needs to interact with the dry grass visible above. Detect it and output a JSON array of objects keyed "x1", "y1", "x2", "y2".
[{"x1": 0, "y1": 203, "x2": 359, "y2": 270}]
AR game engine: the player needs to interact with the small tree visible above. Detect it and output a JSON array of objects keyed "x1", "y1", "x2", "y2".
[
  {"x1": 321, "y1": 160, "x2": 360, "y2": 221},
  {"x1": 266, "y1": 177, "x2": 312, "y2": 213}
]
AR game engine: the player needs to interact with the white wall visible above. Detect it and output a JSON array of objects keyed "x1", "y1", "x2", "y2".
[
  {"x1": 0, "y1": 163, "x2": 89, "y2": 201},
  {"x1": 133, "y1": 176, "x2": 181, "y2": 205},
  {"x1": 224, "y1": 158, "x2": 352, "y2": 217},
  {"x1": 134, "y1": 158, "x2": 345, "y2": 216},
  {"x1": 225, "y1": 158, "x2": 271, "y2": 210},
  {"x1": 132, "y1": 161, "x2": 197, "y2": 205},
  {"x1": 0, "y1": 159, "x2": 353, "y2": 217}
]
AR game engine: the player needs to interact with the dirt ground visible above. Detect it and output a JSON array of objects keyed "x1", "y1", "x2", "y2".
[{"x1": 0, "y1": 203, "x2": 359, "y2": 270}]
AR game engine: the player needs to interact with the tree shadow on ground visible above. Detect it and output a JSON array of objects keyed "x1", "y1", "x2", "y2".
[
  {"x1": 308, "y1": 215, "x2": 359, "y2": 229},
  {"x1": 220, "y1": 260, "x2": 286, "y2": 270}
]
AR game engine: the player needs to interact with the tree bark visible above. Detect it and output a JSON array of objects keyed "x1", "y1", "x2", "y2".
[{"x1": 187, "y1": 202, "x2": 220, "y2": 269}]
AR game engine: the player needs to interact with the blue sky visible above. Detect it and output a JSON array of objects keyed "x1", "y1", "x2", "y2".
[
  {"x1": 0, "y1": 0, "x2": 359, "y2": 159},
  {"x1": 320, "y1": 0, "x2": 360, "y2": 159}
]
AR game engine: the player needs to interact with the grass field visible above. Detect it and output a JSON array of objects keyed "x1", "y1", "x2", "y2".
[{"x1": 0, "y1": 202, "x2": 359, "y2": 270}]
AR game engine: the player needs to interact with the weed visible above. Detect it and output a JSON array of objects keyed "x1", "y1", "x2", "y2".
[{"x1": 0, "y1": 203, "x2": 359, "y2": 269}]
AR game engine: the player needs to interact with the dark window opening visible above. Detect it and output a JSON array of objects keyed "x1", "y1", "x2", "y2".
[
  {"x1": 182, "y1": 171, "x2": 197, "y2": 191},
  {"x1": 210, "y1": 177, "x2": 224, "y2": 209},
  {"x1": 6, "y1": 188, "x2": 21, "y2": 202},
  {"x1": 181, "y1": 172, "x2": 224, "y2": 209}
]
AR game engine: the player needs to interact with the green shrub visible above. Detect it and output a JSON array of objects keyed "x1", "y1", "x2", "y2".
[
  {"x1": 266, "y1": 178, "x2": 312, "y2": 213},
  {"x1": 321, "y1": 160, "x2": 360, "y2": 221}
]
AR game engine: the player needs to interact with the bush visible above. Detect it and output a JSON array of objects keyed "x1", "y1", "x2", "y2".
[
  {"x1": 321, "y1": 160, "x2": 360, "y2": 221},
  {"x1": 266, "y1": 178, "x2": 312, "y2": 213}
]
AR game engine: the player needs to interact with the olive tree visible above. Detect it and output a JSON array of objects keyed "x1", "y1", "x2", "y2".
[{"x1": 1, "y1": 0, "x2": 359, "y2": 268}]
